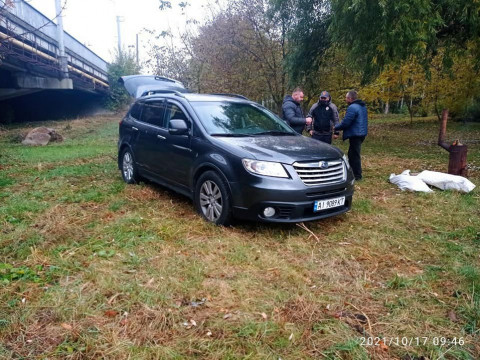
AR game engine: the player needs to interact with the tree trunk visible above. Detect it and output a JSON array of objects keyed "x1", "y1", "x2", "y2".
[
  {"x1": 438, "y1": 109, "x2": 450, "y2": 150},
  {"x1": 384, "y1": 100, "x2": 390, "y2": 114}
]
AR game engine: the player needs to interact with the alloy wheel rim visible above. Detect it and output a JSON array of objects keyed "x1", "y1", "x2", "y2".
[
  {"x1": 123, "y1": 152, "x2": 134, "y2": 181},
  {"x1": 199, "y1": 180, "x2": 223, "y2": 222}
]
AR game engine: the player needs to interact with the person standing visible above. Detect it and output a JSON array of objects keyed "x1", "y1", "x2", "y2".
[
  {"x1": 306, "y1": 90, "x2": 340, "y2": 144},
  {"x1": 334, "y1": 90, "x2": 368, "y2": 180},
  {"x1": 281, "y1": 87, "x2": 312, "y2": 134}
]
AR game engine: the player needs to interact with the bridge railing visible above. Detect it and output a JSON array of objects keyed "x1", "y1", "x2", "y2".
[{"x1": 0, "y1": 0, "x2": 108, "y2": 87}]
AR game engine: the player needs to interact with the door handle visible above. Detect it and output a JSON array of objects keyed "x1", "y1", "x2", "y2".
[
  {"x1": 157, "y1": 135, "x2": 166, "y2": 140},
  {"x1": 132, "y1": 127, "x2": 138, "y2": 131}
]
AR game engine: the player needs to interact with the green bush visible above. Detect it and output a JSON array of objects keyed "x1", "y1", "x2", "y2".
[
  {"x1": 464, "y1": 99, "x2": 480, "y2": 122},
  {"x1": 105, "y1": 50, "x2": 140, "y2": 112}
]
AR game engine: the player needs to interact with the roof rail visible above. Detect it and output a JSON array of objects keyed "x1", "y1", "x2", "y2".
[
  {"x1": 142, "y1": 89, "x2": 186, "y2": 97},
  {"x1": 209, "y1": 93, "x2": 250, "y2": 100}
]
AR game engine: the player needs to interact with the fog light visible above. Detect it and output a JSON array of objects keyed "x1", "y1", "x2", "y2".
[{"x1": 263, "y1": 207, "x2": 276, "y2": 218}]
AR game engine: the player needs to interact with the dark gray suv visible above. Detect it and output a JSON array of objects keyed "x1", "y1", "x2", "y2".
[{"x1": 118, "y1": 75, "x2": 354, "y2": 225}]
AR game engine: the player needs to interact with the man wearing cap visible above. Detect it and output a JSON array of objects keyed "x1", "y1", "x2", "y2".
[
  {"x1": 281, "y1": 87, "x2": 312, "y2": 134},
  {"x1": 306, "y1": 91, "x2": 340, "y2": 144},
  {"x1": 334, "y1": 90, "x2": 368, "y2": 181}
]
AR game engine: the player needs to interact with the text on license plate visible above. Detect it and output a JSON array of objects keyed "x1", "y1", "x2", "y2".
[{"x1": 314, "y1": 196, "x2": 345, "y2": 212}]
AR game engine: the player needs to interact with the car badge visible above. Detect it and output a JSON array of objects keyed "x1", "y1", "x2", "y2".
[
  {"x1": 320, "y1": 161, "x2": 329, "y2": 169},
  {"x1": 326, "y1": 106, "x2": 329, "y2": 110}
]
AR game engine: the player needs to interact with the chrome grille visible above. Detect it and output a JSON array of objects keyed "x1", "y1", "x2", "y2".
[{"x1": 293, "y1": 160, "x2": 346, "y2": 186}]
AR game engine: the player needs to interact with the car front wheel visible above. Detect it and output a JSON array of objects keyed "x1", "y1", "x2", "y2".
[
  {"x1": 121, "y1": 148, "x2": 139, "y2": 184},
  {"x1": 195, "y1": 171, "x2": 232, "y2": 226}
]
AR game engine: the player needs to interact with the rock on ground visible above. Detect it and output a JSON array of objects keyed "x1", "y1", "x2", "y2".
[{"x1": 22, "y1": 127, "x2": 64, "y2": 146}]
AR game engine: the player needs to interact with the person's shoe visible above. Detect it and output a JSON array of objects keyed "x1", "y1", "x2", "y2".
[{"x1": 355, "y1": 176, "x2": 363, "y2": 181}]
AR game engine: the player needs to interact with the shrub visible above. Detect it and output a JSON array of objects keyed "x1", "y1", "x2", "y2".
[
  {"x1": 463, "y1": 99, "x2": 480, "y2": 122},
  {"x1": 105, "y1": 50, "x2": 140, "y2": 112}
]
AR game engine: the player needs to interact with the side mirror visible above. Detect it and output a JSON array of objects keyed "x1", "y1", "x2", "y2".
[{"x1": 169, "y1": 119, "x2": 189, "y2": 135}]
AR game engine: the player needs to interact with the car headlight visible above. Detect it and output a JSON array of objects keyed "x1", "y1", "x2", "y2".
[
  {"x1": 342, "y1": 154, "x2": 351, "y2": 169},
  {"x1": 242, "y1": 159, "x2": 289, "y2": 178}
]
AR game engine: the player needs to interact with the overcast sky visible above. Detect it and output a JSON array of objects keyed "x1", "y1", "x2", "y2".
[{"x1": 27, "y1": 0, "x2": 222, "y2": 63}]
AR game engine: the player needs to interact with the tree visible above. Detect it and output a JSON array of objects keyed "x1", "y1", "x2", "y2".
[
  {"x1": 105, "y1": 50, "x2": 141, "y2": 111},
  {"x1": 143, "y1": 29, "x2": 194, "y2": 88},
  {"x1": 222, "y1": 0, "x2": 289, "y2": 112},
  {"x1": 269, "y1": 0, "x2": 361, "y2": 112},
  {"x1": 329, "y1": 0, "x2": 480, "y2": 82},
  {"x1": 271, "y1": 0, "x2": 331, "y2": 100},
  {"x1": 147, "y1": 0, "x2": 290, "y2": 112}
]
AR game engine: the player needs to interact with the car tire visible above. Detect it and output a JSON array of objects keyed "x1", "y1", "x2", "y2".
[
  {"x1": 195, "y1": 171, "x2": 232, "y2": 226},
  {"x1": 120, "y1": 148, "x2": 140, "y2": 184}
]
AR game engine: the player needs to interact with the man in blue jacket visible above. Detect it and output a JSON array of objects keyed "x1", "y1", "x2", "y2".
[
  {"x1": 335, "y1": 90, "x2": 368, "y2": 181},
  {"x1": 281, "y1": 87, "x2": 312, "y2": 134}
]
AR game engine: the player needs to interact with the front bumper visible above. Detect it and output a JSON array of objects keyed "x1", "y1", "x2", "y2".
[{"x1": 230, "y1": 176, "x2": 355, "y2": 223}]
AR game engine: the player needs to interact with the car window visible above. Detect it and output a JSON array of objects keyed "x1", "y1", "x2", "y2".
[
  {"x1": 129, "y1": 102, "x2": 142, "y2": 120},
  {"x1": 140, "y1": 101, "x2": 166, "y2": 127},
  {"x1": 165, "y1": 102, "x2": 189, "y2": 127}
]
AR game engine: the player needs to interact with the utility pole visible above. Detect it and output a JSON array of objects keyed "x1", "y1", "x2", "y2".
[
  {"x1": 116, "y1": 16, "x2": 124, "y2": 54},
  {"x1": 55, "y1": 0, "x2": 69, "y2": 78},
  {"x1": 136, "y1": 33, "x2": 139, "y2": 66}
]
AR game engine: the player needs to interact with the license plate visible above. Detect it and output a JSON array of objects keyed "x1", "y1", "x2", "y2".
[{"x1": 314, "y1": 196, "x2": 345, "y2": 212}]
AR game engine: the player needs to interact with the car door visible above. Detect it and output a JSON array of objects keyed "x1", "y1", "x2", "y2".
[
  {"x1": 122, "y1": 102, "x2": 143, "y2": 163},
  {"x1": 135, "y1": 99, "x2": 168, "y2": 176},
  {"x1": 162, "y1": 100, "x2": 195, "y2": 187}
]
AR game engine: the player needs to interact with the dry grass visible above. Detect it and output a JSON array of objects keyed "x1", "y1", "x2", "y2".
[{"x1": 0, "y1": 115, "x2": 479, "y2": 359}]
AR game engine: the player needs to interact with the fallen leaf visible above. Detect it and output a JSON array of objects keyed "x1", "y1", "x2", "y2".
[
  {"x1": 206, "y1": 330, "x2": 212, "y2": 337},
  {"x1": 104, "y1": 310, "x2": 118, "y2": 318},
  {"x1": 288, "y1": 333, "x2": 294, "y2": 341},
  {"x1": 379, "y1": 340, "x2": 389, "y2": 351},
  {"x1": 190, "y1": 319, "x2": 197, "y2": 327},
  {"x1": 223, "y1": 313, "x2": 232, "y2": 319},
  {"x1": 448, "y1": 310, "x2": 459, "y2": 322},
  {"x1": 61, "y1": 323, "x2": 73, "y2": 331},
  {"x1": 120, "y1": 318, "x2": 128, "y2": 326},
  {"x1": 260, "y1": 312, "x2": 267, "y2": 320}
]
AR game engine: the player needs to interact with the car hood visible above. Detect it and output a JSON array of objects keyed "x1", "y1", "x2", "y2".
[
  {"x1": 119, "y1": 75, "x2": 187, "y2": 98},
  {"x1": 212, "y1": 135, "x2": 343, "y2": 163}
]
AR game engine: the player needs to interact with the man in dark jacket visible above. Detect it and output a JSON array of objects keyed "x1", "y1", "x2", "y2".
[
  {"x1": 306, "y1": 90, "x2": 340, "y2": 144},
  {"x1": 281, "y1": 87, "x2": 312, "y2": 134},
  {"x1": 334, "y1": 90, "x2": 368, "y2": 180}
]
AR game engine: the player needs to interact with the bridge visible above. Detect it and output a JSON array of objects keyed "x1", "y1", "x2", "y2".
[{"x1": 0, "y1": 0, "x2": 109, "y2": 103}]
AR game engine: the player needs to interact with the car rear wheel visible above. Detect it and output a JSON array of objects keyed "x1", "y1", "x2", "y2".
[
  {"x1": 121, "y1": 148, "x2": 139, "y2": 184},
  {"x1": 195, "y1": 171, "x2": 232, "y2": 226}
]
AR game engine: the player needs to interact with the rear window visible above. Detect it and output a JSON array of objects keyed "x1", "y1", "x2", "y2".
[
  {"x1": 129, "y1": 103, "x2": 142, "y2": 120},
  {"x1": 140, "y1": 101, "x2": 166, "y2": 128}
]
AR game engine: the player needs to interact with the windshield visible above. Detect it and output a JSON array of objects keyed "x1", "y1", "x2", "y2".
[{"x1": 191, "y1": 101, "x2": 296, "y2": 136}]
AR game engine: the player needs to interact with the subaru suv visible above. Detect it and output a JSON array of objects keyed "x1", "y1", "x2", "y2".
[{"x1": 118, "y1": 75, "x2": 355, "y2": 225}]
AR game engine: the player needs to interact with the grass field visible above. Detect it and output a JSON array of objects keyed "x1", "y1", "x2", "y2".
[{"x1": 0, "y1": 114, "x2": 479, "y2": 359}]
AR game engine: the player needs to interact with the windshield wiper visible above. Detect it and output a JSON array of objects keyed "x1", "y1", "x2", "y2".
[
  {"x1": 210, "y1": 133, "x2": 253, "y2": 137},
  {"x1": 252, "y1": 131, "x2": 295, "y2": 136}
]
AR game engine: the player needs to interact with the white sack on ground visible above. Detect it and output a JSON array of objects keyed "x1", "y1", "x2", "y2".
[
  {"x1": 417, "y1": 170, "x2": 476, "y2": 193},
  {"x1": 389, "y1": 170, "x2": 433, "y2": 193}
]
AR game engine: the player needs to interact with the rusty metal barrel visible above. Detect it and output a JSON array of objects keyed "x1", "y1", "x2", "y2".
[{"x1": 447, "y1": 144, "x2": 468, "y2": 176}]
